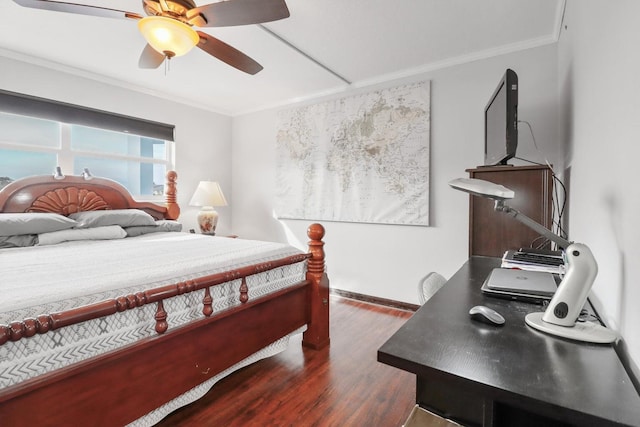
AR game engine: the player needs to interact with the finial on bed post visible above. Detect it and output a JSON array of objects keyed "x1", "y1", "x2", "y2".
[
  {"x1": 303, "y1": 223, "x2": 330, "y2": 350},
  {"x1": 165, "y1": 170, "x2": 180, "y2": 220}
]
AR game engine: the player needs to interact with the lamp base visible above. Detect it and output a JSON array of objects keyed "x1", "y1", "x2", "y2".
[
  {"x1": 525, "y1": 312, "x2": 617, "y2": 344},
  {"x1": 196, "y1": 207, "x2": 219, "y2": 235}
]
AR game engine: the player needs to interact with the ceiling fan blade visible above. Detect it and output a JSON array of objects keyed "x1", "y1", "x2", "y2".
[
  {"x1": 190, "y1": 0, "x2": 289, "y2": 27},
  {"x1": 12, "y1": 0, "x2": 142, "y2": 20},
  {"x1": 196, "y1": 31, "x2": 263, "y2": 75},
  {"x1": 138, "y1": 44, "x2": 166, "y2": 69}
]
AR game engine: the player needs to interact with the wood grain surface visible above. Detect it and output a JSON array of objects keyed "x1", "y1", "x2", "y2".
[{"x1": 157, "y1": 296, "x2": 416, "y2": 426}]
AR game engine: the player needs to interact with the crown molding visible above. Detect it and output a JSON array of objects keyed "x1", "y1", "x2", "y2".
[{"x1": 0, "y1": 47, "x2": 231, "y2": 116}]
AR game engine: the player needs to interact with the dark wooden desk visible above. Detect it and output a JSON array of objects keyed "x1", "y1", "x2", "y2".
[{"x1": 378, "y1": 257, "x2": 640, "y2": 427}]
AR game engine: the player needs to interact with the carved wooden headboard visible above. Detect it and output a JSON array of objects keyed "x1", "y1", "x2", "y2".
[{"x1": 0, "y1": 171, "x2": 180, "y2": 220}]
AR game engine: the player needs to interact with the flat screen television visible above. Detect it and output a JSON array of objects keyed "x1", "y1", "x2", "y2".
[{"x1": 484, "y1": 69, "x2": 518, "y2": 165}]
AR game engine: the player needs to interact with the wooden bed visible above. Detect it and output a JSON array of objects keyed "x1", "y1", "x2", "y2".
[{"x1": 0, "y1": 171, "x2": 329, "y2": 426}]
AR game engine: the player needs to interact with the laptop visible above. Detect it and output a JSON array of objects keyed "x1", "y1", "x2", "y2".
[{"x1": 481, "y1": 268, "x2": 559, "y2": 303}]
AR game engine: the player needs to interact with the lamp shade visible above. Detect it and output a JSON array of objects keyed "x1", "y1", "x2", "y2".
[
  {"x1": 138, "y1": 16, "x2": 199, "y2": 58},
  {"x1": 448, "y1": 178, "x2": 515, "y2": 201},
  {"x1": 189, "y1": 181, "x2": 228, "y2": 208},
  {"x1": 189, "y1": 181, "x2": 227, "y2": 235}
]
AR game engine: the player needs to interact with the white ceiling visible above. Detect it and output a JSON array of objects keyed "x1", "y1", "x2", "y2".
[{"x1": 0, "y1": 0, "x2": 564, "y2": 116}]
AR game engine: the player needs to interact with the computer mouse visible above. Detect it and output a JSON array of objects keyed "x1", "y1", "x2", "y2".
[{"x1": 469, "y1": 305, "x2": 505, "y2": 326}]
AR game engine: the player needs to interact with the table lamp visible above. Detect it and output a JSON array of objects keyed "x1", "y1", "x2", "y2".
[
  {"x1": 449, "y1": 177, "x2": 617, "y2": 343},
  {"x1": 189, "y1": 181, "x2": 228, "y2": 235}
]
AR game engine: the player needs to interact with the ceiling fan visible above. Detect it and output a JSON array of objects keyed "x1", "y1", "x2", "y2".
[{"x1": 12, "y1": 0, "x2": 291, "y2": 74}]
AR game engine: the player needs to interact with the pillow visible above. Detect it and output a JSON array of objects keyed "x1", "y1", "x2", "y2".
[
  {"x1": 0, "y1": 213, "x2": 78, "y2": 237},
  {"x1": 124, "y1": 220, "x2": 183, "y2": 237},
  {"x1": 69, "y1": 209, "x2": 156, "y2": 229},
  {"x1": 37, "y1": 225, "x2": 127, "y2": 246},
  {"x1": 0, "y1": 234, "x2": 38, "y2": 248}
]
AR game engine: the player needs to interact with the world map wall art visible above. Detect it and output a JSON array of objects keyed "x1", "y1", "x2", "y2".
[{"x1": 275, "y1": 80, "x2": 430, "y2": 226}]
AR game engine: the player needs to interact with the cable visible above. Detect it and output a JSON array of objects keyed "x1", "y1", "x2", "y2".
[
  {"x1": 578, "y1": 308, "x2": 603, "y2": 324},
  {"x1": 518, "y1": 120, "x2": 541, "y2": 153},
  {"x1": 553, "y1": 175, "x2": 568, "y2": 239},
  {"x1": 516, "y1": 120, "x2": 553, "y2": 171},
  {"x1": 516, "y1": 120, "x2": 569, "y2": 248}
]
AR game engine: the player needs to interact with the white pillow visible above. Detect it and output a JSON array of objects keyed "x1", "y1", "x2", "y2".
[
  {"x1": 124, "y1": 220, "x2": 183, "y2": 237},
  {"x1": 38, "y1": 225, "x2": 127, "y2": 246},
  {"x1": 0, "y1": 213, "x2": 77, "y2": 236},
  {"x1": 0, "y1": 234, "x2": 38, "y2": 248},
  {"x1": 69, "y1": 209, "x2": 156, "y2": 229}
]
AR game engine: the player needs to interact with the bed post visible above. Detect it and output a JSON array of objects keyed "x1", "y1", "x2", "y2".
[
  {"x1": 303, "y1": 223, "x2": 330, "y2": 349},
  {"x1": 165, "y1": 170, "x2": 180, "y2": 220}
]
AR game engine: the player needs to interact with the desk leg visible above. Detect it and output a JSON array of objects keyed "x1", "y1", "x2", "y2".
[{"x1": 483, "y1": 401, "x2": 495, "y2": 427}]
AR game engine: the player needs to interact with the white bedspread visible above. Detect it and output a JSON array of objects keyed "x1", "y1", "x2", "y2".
[
  {"x1": 0, "y1": 232, "x2": 307, "y2": 391},
  {"x1": 0, "y1": 232, "x2": 303, "y2": 322}
]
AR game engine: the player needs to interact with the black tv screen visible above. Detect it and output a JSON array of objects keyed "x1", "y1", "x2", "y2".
[{"x1": 484, "y1": 69, "x2": 518, "y2": 165}]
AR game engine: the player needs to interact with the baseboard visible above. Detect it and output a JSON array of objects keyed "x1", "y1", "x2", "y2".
[{"x1": 330, "y1": 288, "x2": 419, "y2": 312}]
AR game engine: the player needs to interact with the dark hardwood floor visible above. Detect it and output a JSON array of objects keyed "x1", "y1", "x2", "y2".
[{"x1": 156, "y1": 295, "x2": 416, "y2": 426}]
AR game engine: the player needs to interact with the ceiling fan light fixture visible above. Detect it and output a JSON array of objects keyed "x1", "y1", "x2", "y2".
[{"x1": 138, "y1": 16, "x2": 199, "y2": 57}]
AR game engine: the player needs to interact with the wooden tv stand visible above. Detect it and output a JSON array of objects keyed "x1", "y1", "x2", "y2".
[{"x1": 467, "y1": 164, "x2": 553, "y2": 257}]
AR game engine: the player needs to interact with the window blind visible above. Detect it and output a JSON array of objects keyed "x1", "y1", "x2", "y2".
[{"x1": 0, "y1": 89, "x2": 175, "y2": 141}]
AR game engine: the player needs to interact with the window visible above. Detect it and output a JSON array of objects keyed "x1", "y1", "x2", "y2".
[
  {"x1": 70, "y1": 125, "x2": 170, "y2": 196},
  {"x1": 0, "y1": 90, "x2": 175, "y2": 198},
  {"x1": 0, "y1": 112, "x2": 173, "y2": 197}
]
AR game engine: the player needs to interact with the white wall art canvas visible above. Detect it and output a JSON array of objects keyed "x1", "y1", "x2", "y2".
[{"x1": 276, "y1": 81, "x2": 430, "y2": 226}]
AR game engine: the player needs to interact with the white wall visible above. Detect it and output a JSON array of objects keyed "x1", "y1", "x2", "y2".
[
  {"x1": 231, "y1": 44, "x2": 559, "y2": 305},
  {"x1": 0, "y1": 56, "x2": 233, "y2": 235},
  {"x1": 558, "y1": 0, "x2": 640, "y2": 376}
]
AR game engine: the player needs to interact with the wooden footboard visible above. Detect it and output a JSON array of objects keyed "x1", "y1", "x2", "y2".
[
  {"x1": 0, "y1": 253, "x2": 311, "y2": 345},
  {"x1": 0, "y1": 224, "x2": 329, "y2": 426}
]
